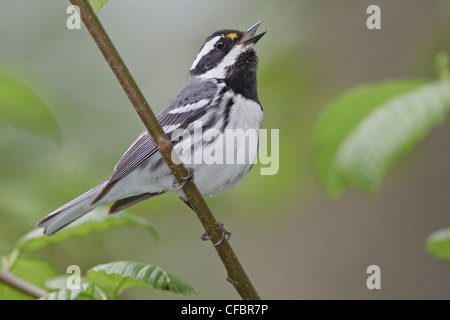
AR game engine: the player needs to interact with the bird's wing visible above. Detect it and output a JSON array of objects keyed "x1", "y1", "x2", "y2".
[{"x1": 92, "y1": 79, "x2": 220, "y2": 204}]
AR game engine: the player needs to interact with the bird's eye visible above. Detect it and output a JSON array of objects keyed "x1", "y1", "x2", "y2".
[{"x1": 215, "y1": 41, "x2": 225, "y2": 51}]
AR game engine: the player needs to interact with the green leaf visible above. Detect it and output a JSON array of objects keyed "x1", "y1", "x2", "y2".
[
  {"x1": 313, "y1": 79, "x2": 450, "y2": 197},
  {"x1": 45, "y1": 275, "x2": 77, "y2": 291},
  {"x1": 88, "y1": 0, "x2": 109, "y2": 14},
  {"x1": 0, "y1": 257, "x2": 56, "y2": 300},
  {"x1": 16, "y1": 209, "x2": 158, "y2": 251},
  {"x1": 425, "y1": 228, "x2": 450, "y2": 261},
  {"x1": 45, "y1": 274, "x2": 89, "y2": 291},
  {"x1": 39, "y1": 282, "x2": 107, "y2": 300},
  {"x1": 87, "y1": 261, "x2": 196, "y2": 299},
  {"x1": 0, "y1": 73, "x2": 59, "y2": 139}
]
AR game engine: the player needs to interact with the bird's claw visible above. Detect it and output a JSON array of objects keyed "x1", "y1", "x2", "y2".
[
  {"x1": 173, "y1": 167, "x2": 194, "y2": 190},
  {"x1": 201, "y1": 222, "x2": 231, "y2": 246}
]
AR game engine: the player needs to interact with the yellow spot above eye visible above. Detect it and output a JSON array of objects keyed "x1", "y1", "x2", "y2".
[{"x1": 227, "y1": 33, "x2": 238, "y2": 40}]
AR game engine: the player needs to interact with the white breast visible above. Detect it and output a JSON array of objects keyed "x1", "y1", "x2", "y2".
[
  {"x1": 191, "y1": 93, "x2": 263, "y2": 196},
  {"x1": 226, "y1": 93, "x2": 263, "y2": 131}
]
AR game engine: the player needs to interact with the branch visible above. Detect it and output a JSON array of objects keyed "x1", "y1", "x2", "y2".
[
  {"x1": 70, "y1": 0, "x2": 260, "y2": 300},
  {"x1": 0, "y1": 269, "x2": 48, "y2": 299}
]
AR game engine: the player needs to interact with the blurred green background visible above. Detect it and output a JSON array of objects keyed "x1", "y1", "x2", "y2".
[{"x1": 1, "y1": 0, "x2": 450, "y2": 299}]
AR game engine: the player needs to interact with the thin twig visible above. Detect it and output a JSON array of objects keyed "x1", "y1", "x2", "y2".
[
  {"x1": 0, "y1": 269, "x2": 48, "y2": 299},
  {"x1": 70, "y1": 0, "x2": 260, "y2": 300}
]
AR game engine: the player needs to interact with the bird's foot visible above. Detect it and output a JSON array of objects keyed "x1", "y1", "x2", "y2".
[
  {"x1": 172, "y1": 167, "x2": 194, "y2": 190},
  {"x1": 201, "y1": 222, "x2": 232, "y2": 246}
]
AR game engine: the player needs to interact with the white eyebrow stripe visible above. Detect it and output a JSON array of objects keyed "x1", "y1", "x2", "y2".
[
  {"x1": 168, "y1": 99, "x2": 209, "y2": 114},
  {"x1": 190, "y1": 36, "x2": 220, "y2": 70},
  {"x1": 162, "y1": 123, "x2": 181, "y2": 133}
]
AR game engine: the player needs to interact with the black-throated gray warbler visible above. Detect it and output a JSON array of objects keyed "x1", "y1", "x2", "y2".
[{"x1": 37, "y1": 22, "x2": 266, "y2": 236}]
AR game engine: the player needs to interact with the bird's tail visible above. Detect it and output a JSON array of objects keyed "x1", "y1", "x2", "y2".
[{"x1": 36, "y1": 181, "x2": 108, "y2": 236}]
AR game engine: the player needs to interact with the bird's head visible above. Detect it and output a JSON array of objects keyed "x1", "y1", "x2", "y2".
[{"x1": 189, "y1": 21, "x2": 266, "y2": 80}]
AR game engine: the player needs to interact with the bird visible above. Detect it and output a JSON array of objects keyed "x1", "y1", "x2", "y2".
[{"x1": 36, "y1": 21, "x2": 266, "y2": 236}]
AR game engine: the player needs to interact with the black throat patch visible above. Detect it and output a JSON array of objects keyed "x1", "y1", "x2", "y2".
[{"x1": 225, "y1": 48, "x2": 259, "y2": 103}]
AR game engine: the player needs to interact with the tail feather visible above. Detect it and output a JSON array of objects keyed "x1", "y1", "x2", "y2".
[
  {"x1": 36, "y1": 181, "x2": 108, "y2": 236},
  {"x1": 109, "y1": 192, "x2": 162, "y2": 214}
]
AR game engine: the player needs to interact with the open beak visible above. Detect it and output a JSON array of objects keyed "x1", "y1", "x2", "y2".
[{"x1": 239, "y1": 21, "x2": 266, "y2": 46}]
